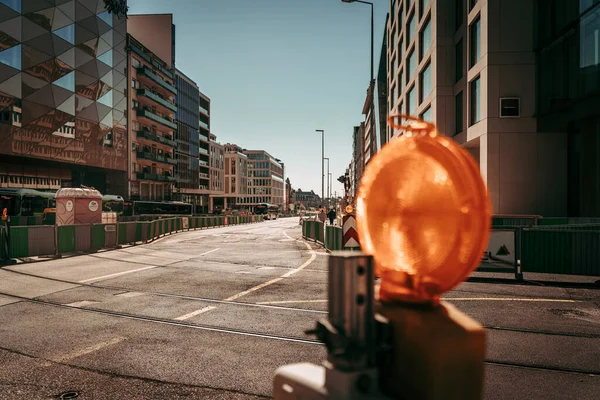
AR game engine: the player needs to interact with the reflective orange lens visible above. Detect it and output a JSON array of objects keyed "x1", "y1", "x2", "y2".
[{"x1": 356, "y1": 117, "x2": 491, "y2": 303}]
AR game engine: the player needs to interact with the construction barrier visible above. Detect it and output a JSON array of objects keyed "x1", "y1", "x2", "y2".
[
  {"x1": 325, "y1": 225, "x2": 343, "y2": 251},
  {"x1": 0, "y1": 214, "x2": 263, "y2": 263},
  {"x1": 521, "y1": 229, "x2": 600, "y2": 276}
]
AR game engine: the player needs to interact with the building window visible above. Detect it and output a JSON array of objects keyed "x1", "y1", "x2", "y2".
[
  {"x1": 420, "y1": 105, "x2": 432, "y2": 122},
  {"x1": 398, "y1": 38, "x2": 403, "y2": 61},
  {"x1": 420, "y1": 61, "x2": 432, "y2": 103},
  {"x1": 391, "y1": 84, "x2": 396, "y2": 111},
  {"x1": 470, "y1": 77, "x2": 480, "y2": 125},
  {"x1": 419, "y1": 0, "x2": 430, "y2": 19},
  {"x1": 455, "y1": 39, "x2": 464, "y2": 82},
  {"x1": 470, "y1": 16, "x2": 481, "y2": 67},
  {"x1": 407, "y1": 12, "x2": 416, "y2": 46},
  {"x1": 408, "y1": 48, "x2": 416, "y2": 82},
  {"x1": 455, "y1": 91, "x2": 463, "y2": 134},
  {"x1": 391, "y1": 55, "x2": 396, "y2": 77},
  {"x1": 469, "y1": 0, "x2": 478, "y2": 11},
  {"x1": 419, "y1": 16, "x2": 431, "y2": 60},
  {"x1": 399, "y1": 70, "x2": 404, "y2": 92},
  {"x1": 407, "y1": 85, "x2": 416, "y2": 116},
  {"x1": 455, "y1": 0, "x2": 464, "y2": 31},
  {"x1": 132, "y1": 58, "x2": 141, "y2": 68}
]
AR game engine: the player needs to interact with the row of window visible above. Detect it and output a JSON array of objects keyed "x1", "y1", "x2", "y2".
[{"x1": 0, "y1": 175, "x2": 62, "y2": 187}]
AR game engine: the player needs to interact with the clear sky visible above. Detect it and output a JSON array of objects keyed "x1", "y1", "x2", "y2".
[{"x1": 129, "y1": 0, "x2": 388, "y2": 197}]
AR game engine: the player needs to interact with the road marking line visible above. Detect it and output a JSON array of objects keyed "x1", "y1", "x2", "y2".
[
  {"x1": 79, "y1": 266, "x2": 158, "y2": 283},
  {"x1": 445, "y1": 297, "x2": 577, "y2": 302},
  {"x1": 222, "y1": 232, "x2": 317, "y2": 302},
  {"x1": 174, "y1": 306, "x2": 216, "y2": 321},
  {"x1": 115, "y1": 292, "x2": 144, "y2": 298},
  {"x1": 223, "y1": 278, "x2": 284, "y2": 301},
  {"x1": 64, "y1": 301, "x2": 99, "y2": 307},
  {"x1": 258, "y1": 300, "x2": 328, "y2": 305},
  {"x1": 257, "y1": 298, "x2": 578, "y2": 304},
  {"x1": 50, "y1": 337, "x2": 125, "y2": 364},
  {"x1": 79, "y1": 248, "x2": 219, "y2": 284}
]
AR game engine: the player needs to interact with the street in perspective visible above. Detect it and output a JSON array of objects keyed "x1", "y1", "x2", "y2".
[{"x1": 0, "y1": 0, "x2": 599, "y2": 399}]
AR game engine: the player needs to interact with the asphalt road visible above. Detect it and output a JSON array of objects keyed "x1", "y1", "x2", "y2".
[{"x1": 0, "y1": 218, "x2": 598, "y2": 399}]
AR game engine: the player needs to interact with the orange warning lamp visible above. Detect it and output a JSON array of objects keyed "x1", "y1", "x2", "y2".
[
  {"x1": 345, "y1": 204, "x2": 354, "y2": 214},
  {"x1": 356, "y1": 115, "x2": 491, "y2": 303}
]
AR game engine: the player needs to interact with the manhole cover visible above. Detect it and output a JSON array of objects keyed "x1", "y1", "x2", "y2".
[{"x1": 59, "y1": 391, "x2": 79, "y2": 399}]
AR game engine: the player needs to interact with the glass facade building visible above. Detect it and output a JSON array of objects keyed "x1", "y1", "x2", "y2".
[
  {"x1": 0, "y1": 0, "x2": 128, "y2": 194},
  {"x1": 537, "y1": 0, "x2": 600, "y2": 216}
]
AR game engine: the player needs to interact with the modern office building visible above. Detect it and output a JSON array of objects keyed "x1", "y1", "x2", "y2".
[
  {"x1": 242, "y1": 149, "x2": 284, "y2": 211},
  {"x1": 197, "y1": 91, "x2": 210, "y2": 212},
  {"x1": 126, "y1": 34, "x2": 176, "y2": 201},
  {"x1": 376, "y1": 13, "x2": 389, "y2": 150},
  {"x1": 174, "y1": 68, "x2": 202, "y2": 209},
  {"x1": 0, "y1": 0, "x2": 128, "y2": 193},
  {"x1": 386, "y1": 0, "x2": 600, "y2": 216},
  {"x1": 208, "y1": 133, "x2": 224, "y2": 211},
  {"x1": 351, "y1": 124, "x2": 364, "y2": 197}
]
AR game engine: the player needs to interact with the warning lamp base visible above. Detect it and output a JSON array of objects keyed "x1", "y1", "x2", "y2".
[{"x1": 376, "y1": 300, "x2": 486, "y2": 400}]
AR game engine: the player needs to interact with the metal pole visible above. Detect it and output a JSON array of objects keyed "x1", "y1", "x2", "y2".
[{"x1": 321, "y1": 132, "x2": 324, "y2": 204}]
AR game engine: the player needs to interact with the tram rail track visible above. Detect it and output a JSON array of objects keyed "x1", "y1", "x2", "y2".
[
  {"x1": 1, "y1": 268, "x2": 598, "y2": 340},
  {"x1": 0, "y1": 289, "x2": 598, "y2": 376}
]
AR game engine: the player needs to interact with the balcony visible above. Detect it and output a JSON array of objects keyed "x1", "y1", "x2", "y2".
[
  {"x1": 136, "y1": 66, "x2": 177, "y2": 95},
  {"x1": 136, "y1": 130, "x2": 176, "y2": 147},
  {"x1": 199, "y1": 160, "x2": 209, "y2": 166},
  {"x1": 137, "y1": 89, "x2": 177, "y2": 113},
  {"x1": 199, "y1": 104, "x2": 209, "y2": 115},
  {"x1": 136, "y1": 108, "x2": 177, "y2": 130},
  {"x1": 136, "y1": 172, "x2": 177, "y2": 182},
  {"x1": 199, "y1": 147, "x2": 209, "y2": 155},
  {"x1": 199, "y1": 120, "x2": 209, "y2": 130},
  {"x1": 199, "y1": 172, "x2": 209, "y2": 179},
  {"x1": 199, "y1": 132, "x2": 209, "y2": 143},
  {"x1": 136, "y1": 151, "x2": 176, "y2": 166}
]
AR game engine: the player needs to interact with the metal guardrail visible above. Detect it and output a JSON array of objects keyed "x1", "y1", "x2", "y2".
[{"x1": 0, "y1": 215, "x2": 263, "y2": 264}]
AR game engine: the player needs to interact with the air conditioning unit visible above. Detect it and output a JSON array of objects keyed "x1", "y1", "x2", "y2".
[{"x1": 499, "y1": 97, "x2": 520, "y2": 118}]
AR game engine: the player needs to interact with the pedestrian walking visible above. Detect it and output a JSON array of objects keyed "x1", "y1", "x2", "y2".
[{"x1": 327, "y1": 208, "x2": 337, "y2": 225}]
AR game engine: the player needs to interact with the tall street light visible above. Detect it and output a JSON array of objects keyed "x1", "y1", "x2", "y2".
[
  {"x1": 324, "y1": 157, "x2": 330, "y2": 206},
  {"x1": 342, "y1": 0, "x2": 376, "y2": 165},
  {"x1": 342, "y1": 0, "x2": 374, "y2": 82},
  {"x1": 316, "y1": 130, "x2": 325, "y2": 205}
]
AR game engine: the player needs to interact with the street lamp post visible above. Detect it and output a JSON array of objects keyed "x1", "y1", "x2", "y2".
[
  {"x1": 342, "y1": 0, "x2": 376, "y2": 160},
  {"x1": 316, "y1": 130, "x2": 325, "y2": 206},
  {"x1": 324, "y1": 157, "x2": 330, "y2": 206},
  {"x1": 328, "y1": 172, "x2": 332, "y2": 206}
]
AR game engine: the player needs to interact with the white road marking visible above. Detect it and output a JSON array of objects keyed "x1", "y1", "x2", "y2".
[
  {"x1": 445, "y1": 297, "x2": 578, "y2": 302},
  {"x1": 49, "y1": 337, "x2": 125, "y2": 364},
  {"x1": 79, "y1": 266, "x2": 158, "y2": 283},
  {"x1": 258, "y1": 298, "x2": 579, "y2": 304},
  {"x1": 198, "y1": 248, "x2": 221, "y2": 256},
  {"x1": 258, "y1": 299, "x2": 328, "y2": 305},
  {"x1": 115, "y1": 292, "x2": 144, "y2": 298},
  {"x1": 64, "y1": 301, "x2": 99, "y2": 307},
  {"x1": 223, "y1": 278, "x2": 284, "y2": 301},
  {"x1": 174, "y1": 306, "x2": 216, "y2": 321},
  {"x1": 222, "y1": 231, "x2": 317, "y2": 302},
  {"x1": 79, "y1": 248, "x2": 219, "y2": 284}
]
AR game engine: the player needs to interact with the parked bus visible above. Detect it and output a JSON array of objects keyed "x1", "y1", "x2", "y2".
[
  {"x1": 0, "y1": 188, "x2": 125, "y2": 217},
  {"x1": 122, "y1": 201, "x2": 193, "y2": 217}
]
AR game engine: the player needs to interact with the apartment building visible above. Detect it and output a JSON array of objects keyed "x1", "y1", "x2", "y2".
[
  {"x1": 386, "y1": 0, "x2": 600, "y2": 216},
  {"x1": 127, "y1": 15, "x2": 176, "y2": 201},
  {"x1": 208, "y1": 133, "x2": 224, "y2": 211},
  {"x1": 0, "y1": 0, "x2": 128, "y2": 193},
  {"x1": 219, "y1": 143, "x2": 248, "y2": 210},
  {"x1": 242, "y1": 149, "x2": 285, "y2": 211}
]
